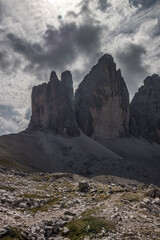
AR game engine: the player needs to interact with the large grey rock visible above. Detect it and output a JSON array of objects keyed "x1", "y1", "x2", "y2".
[
  {"x1": 130, "y1": 74, "x2": 160, "y2": 143},
  {"x1": 78, "y1": 181, "x2": 90, "y2": 192},
  {"x1": 75, "y1": 54, "x2": 129, "y2": 140},
  {"x1": 0, "y1": 228, "x2": 8, "y2": 237},
  {"x1": 147, "y1": 184, "x2": 160, "y2": 198},
  {"x1": 28, "y1": 71, "x2": 80, "y2": 137}
]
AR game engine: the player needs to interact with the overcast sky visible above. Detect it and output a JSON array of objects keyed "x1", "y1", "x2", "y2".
[{"x1": 0, "y1": 0, "x2": 160, "y2": 135}]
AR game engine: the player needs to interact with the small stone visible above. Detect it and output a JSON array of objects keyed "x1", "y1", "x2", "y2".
[
  {"x1": 31, "y1": 226, "x2": 36, "y2": 234},
  {"x1": 147, "y1": 188, "x2": 156, "y2": 198},
  {"x1": 63, "y1": 227, "x2": 69, "y2": 235},
  {"x1": 53, "y1": 224, "x2": 59, "y2": 234},
  {"x1": 147, "y1": 185, "x2": 160, "y2": 198},
  {"x1": 153, "y1": 197, "x2": 160, "y2": 206},
  {"x1": 64, "y1": 211, "x2": 76, "y2": 216},
  {"x1": 139, "y1": 202, "x2": 153, "y2": 211},
  {"x1": 0, "y1": 228, "x2": 8, "y2": 237},
  {"x1": 151, "y1": 208, "x2": 159, "y2": 215},
  {"x1": 19, "y1": 202, "x2": 28, "y2": 209},
  {"x1": 143, "y1": 198, "x2": 151, "y2": 204},
  {"x1": 78, "y1": 181, "x2": 89, "y2": 192},
  {"x1": 46, "y1": 229, "x2": 53, "y2": 237}
]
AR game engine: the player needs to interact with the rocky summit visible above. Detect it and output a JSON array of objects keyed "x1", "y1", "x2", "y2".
[
  {"x1": 75, "y1": 54, "x2": 129, "y2": 140},
  {"x1": 130, "y1": 74, "x2": 160, "y2": 143},
  {"x1": 28, "y1": 71, "x2": 80, "y2": 137}
]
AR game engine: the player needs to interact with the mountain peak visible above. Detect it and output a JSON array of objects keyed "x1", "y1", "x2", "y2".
[
  {"x1": 28, "y1": 70, "x2": 80, "y2": 136},
  {"x1": 75, "y1": 53, "x2": 129, "y2": 139},
  {"x1": 61, "y1": 70, "x2": 73, "y2": 88},
  {"x1": 98, "y1": 54, "x2": 114, "y2": 64},
  {"x1": 144, "y1": 74, "x2": 160, "y2": 87},
  {"x1": 130, "y1": 73, "x2": 160, "y2": 143},
  {"x1": 49, "y1": 71, "x2": 59, "y2": 83}
]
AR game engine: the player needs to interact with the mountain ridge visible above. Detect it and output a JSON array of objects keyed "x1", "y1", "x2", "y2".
[{"x1": 0, "y1": 53, "x2": 160, "y2": 185}]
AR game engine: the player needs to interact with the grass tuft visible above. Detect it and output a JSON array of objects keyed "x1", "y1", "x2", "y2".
[
  {"x1": 19, "y1": 193, "x2": 47, "y2": 199},
  {"x1": 0, "y1": 185, "x2": 15, "y2": 192},
  {"x1": 1, "y1": 227, "x2": 24, "y2": 240},
  {"x1": 64, "y1": 215, "x2": 115, "y2": 240},
  {"x1": 120, "y1": 192, "x2": 145, "y2": 203},
  {"x1": 29, "y1": 196, "x2": 60, "y2": 213}
]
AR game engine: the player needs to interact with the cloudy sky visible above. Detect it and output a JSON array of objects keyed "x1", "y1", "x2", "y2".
[{"x1": 0, "y1": 0, "x2": 160, "y2": 135}]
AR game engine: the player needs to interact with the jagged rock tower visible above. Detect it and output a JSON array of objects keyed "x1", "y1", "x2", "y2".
[
  {"x1": 75, "y1": 54, "x2": 130, "y2": 140},
  {"x1": 130, "y1": 74, "x2": 160, "y2": 143},
  {"x1": 28, "y1": 71, "x2": 80, "y2": 137},
  {"x1": 28, "y1": 54, "x2": 130, "y2": 140}
]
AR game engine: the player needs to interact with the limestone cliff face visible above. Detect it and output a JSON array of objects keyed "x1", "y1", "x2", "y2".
[
  {"x1": 130, "y1": 74, "x2": 160, "y2": 143},
  {"x1": 28, "y1": 71, "x2": 80, "y2": 137},
  {"x1": 75, "y1": 54, "x2": 130, "y2": 139}
]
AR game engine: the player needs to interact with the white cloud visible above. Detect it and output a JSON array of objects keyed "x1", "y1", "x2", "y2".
[{"x1": 0, "y1": 0, "x2": 160, "y2": 135}]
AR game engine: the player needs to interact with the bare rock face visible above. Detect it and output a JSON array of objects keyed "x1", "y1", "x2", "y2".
[
  {"x1": 28, "y1": 71, "x2": 80, "y2": 137},
  {"x1": 75, "y1": 54, "x2": 129, "y2": 139},
  {"x1": 130, "y1": 74, "x2": 160, "y2": 143}
]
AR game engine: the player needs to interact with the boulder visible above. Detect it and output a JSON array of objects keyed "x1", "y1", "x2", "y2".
[
  {"x1": 0, "y1": 228, "x2": 8, "y2": 237},
  {"x1": 147, "y1": 184, "x2": 160, "y2": 198},
  {"x1": 78, "y1": 181, "x2": 90, "y2": 192}
]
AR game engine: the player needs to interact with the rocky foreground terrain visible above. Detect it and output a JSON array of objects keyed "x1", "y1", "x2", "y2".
[{"x1": 1, "y1": 167, "x2": 160, "y2": 240}]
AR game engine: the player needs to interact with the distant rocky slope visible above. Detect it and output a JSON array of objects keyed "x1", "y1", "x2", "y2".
[
  {"x1": 0, "y1": 54, "x2": 160, "y2": 185},
  {"x1": 130, "y1": 74, "x2": 160, "y2": 143},
  {"x1": 28, "y1": 71, "x2": 80, "y2": 137},
  {"x1": 75, "y1": 54, "x2": 129, "y2": 139}
]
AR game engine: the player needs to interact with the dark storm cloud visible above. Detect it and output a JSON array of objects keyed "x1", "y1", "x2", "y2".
[
  {"x1": 67, "y1": 11, "x2": 78, "y2": 18},
  {"x1": 7, "y1": 22, "x2": 102, "y2": 74},
  {"x1": 98, "y1": 0, "x2": 110, "y2": 11},
  {"x1": 0, "y1": 51, "x2": 9, "y2": 70},
  {"x1": 0, "y1": 2, "x2": 4, "y2": 22},
  {"x1": 130, "y1": 0, "x2": 158, "y2": 8},
  {"x1": 0, "y1": 49, "x2": 20, "y2": 74},
  {"x1": 43, "y1": 22, "x2": 102, "y2": 70},
  {"x1": 115, "y1": 42, "x2": 151, "y2": 95},
  {"x1": 78, "y1": 0, "x2": 90, "y2": 14},
  {"x1": 0, "y1": 104, "x2": 20, "y2": 121},
  {"x1": 67, "y1": 0, "x2": 93, "y2": 19},
  {"x1": 24, "y1": 108, "x2": 31, "y2": 120},
  {"x1": 76, "y1": 0, "x2": 100, "y2": 25},
  {"x1": 116, "y1": 43, "x2": 148, "y2": 75},
  {"x1": 74, "y1": 25, "x2": 101, "y2": 52},
  {"x1": 7, "y1": 33, "x2": 43, "y2": 65}
]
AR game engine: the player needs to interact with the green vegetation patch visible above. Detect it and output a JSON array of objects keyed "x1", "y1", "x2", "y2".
[
  {"x1": 120, "y1": 192, "x2": 145, "y2": 203},
  {"x1": 94, "y1": 193, "x2": 110, "y2": 202},
  {"x1": 0, "y1": 158, "x2": 19, "y2": 169},
  {"x1": 64, "y1": 215, "x2": 115, "y2": 240},
  {"x1": 30, "y1": 175, "x2": 43, "y2": 182},
  {"x1": 0, "y1": 185, "x2": 15, "y2": 192},
  {"x1": 1, "y1": 227, "x2": 24, "y2": 240},
  {"x1": 29, "y1": 196, "x2": 60, "y2": 213},
  {"x1": 81, "y1": 207, "x2": 100, "y2": 217},
  {"x1": 19, "y1": 193, "x2": 47, "y2": 199}
]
